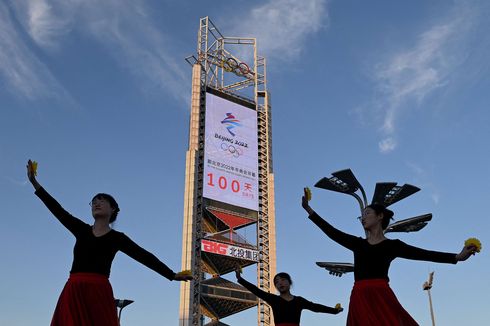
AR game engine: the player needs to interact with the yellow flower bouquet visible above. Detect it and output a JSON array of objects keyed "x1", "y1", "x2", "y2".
[
  {"x1": 464, "y1": 238, "x2": 482, "y2": 253},
  {"x1": 31, "y1": 161, "x2": 38, "y2": 176},
  {"x1": 176, "y1": 270, "x2": 192, "y2": 277},
  {"x1": 305, "y1": 187, "x2": 312, "y2": 201}
]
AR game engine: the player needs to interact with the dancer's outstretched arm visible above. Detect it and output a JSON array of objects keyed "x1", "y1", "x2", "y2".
[
  {"x1": 119, "y1": 235, "x2": 192, "y2": 281},
  {"x1": 395, "y1": 240, "x2": 477, "y2": 264},
  {"x1": 302, "y1": 188, "x2": 359, "y2": 250},
  {"x1": 299, "y1": 297, "x2": 343, "y2": 314},
  {"x1": 235, "y1": 268, "x2": 275, "y2": 303},
  {"x1": 27, "y1": 159, "x2": 86, "y2": 235}
]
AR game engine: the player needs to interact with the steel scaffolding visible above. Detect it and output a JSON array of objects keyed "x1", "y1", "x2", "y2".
[{"x1": 179, "y1": 17, "x2": 276, "y2": 326}]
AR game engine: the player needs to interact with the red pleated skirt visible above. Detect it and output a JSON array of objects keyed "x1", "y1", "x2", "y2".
[
  {"x1": 347, "y1": 279, "x2": 419, "y2": 326},
  {"x1": 51, "y1": 273, "x2": 118, "y2": 326}
]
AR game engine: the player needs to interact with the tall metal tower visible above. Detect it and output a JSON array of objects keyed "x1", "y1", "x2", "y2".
[{"x1": 179, "y1": 17, "x2": 276, "y2": 326}]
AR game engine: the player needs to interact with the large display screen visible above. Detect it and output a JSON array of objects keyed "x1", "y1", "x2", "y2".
[{"x1": 203, "y1": 91, "x2": 258, "y2": 211}]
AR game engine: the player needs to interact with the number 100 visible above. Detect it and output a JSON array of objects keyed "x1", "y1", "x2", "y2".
[{"x1": 207, "y1": 173, "x2": 240, "y2": 192}]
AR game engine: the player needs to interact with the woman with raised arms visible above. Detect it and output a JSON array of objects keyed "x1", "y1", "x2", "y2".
[
  {"x1": 302, "y1": 188, "x2": 477, "y2": 326},
  {"x1": 27, "y1": 160, "x2": 192, "y2": 326},
  {"x1": 236, "y1": 268, "x2": 343, "y2": 326}
]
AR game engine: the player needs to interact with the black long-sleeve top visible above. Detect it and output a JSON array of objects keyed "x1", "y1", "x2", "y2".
[
  {"x1": 308, "y1": 212, "x2": 457, "y2": 281},
  {"x1": 237, "y1": 276, "x2": 338, "y2": 325},
  {"x1": 35, "y1": 187, "x2": 176, "y2": 280}
]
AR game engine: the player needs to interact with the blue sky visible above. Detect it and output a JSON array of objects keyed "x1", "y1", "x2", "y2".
[{"x1": 1, "y1": 0, "x2": 489, "y2": 325}]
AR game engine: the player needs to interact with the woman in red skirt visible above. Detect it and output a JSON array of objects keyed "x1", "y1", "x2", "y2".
[
  {"x1": 27, "y1": 160, "x2": 192, "y2": 326},
  {"x1": 236, "y1": 269, "x2": 343, "y2": 326},
  {"x1": 301, "y1": 189, "x2": 477, "y2": 326}
]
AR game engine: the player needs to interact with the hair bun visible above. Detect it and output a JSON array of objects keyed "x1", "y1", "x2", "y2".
[{"x1": 384, "y1": 208, "x2": 394, "y2": 219}]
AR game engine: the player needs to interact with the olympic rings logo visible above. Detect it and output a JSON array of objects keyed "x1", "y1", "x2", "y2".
[
  {"x1": 219, "y1": 57, "x2": 251, "y2": 76},
  {"x1": 221, "y1": 143, "x2": 243, "y2": 158},
  {"x1": 204, "y1": 52, "x2": 254, "y2": 78}
]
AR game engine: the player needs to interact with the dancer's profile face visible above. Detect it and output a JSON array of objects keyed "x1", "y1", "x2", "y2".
[
  {"x1": 274, "y1": 276, "x2": 291, "y2": 293},
  {"x1": 361, "y1": 207, "x2": 382, "y2": 230}
]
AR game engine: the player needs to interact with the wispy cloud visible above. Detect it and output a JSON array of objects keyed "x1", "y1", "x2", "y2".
[
  {"x1": 4, "y1": 0, "x2": 189, "y2": 105},
  {"x1": 15, "y1": 0, "x2": 73, "y2": 50},
  {"x1": 228, "y1": 0, "x2": 329, "y2": 61},
  {"x1": 379, "y1": 137, "x2": 397, "y2": 154},
  {"x1": 0, "y1": 2, "x2": 68, "y2": 101},
  {"x1": 1, "y1": 175, "x2": 28, "y2": 187},
  {"x1": 370, "y1": 3, "x2": 478, "y2": 153},
  {"x1": 406, "y1": 161, "x2": 440, "y2": 205},
  {"x1": 80, "y1": 1, "x2": 189, "y2": 103}
]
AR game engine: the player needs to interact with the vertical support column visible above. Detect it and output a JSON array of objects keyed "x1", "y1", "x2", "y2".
[
  {"x1": 179, "y1": 16, "x2": 210, "y2": 326},
  {"x1": 179, "y1": 64, "x2": 206, "y2": 326},
  {"x1": 193, "y1": 61, "x2": 207, "y2": 326},
  {"x1": 256, "y1": 53, "x2": 275, "y2": 326}
]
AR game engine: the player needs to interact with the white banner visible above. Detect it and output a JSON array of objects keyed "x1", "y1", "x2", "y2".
[
  {"x1": 201, "y1": 239, "x2": 259, "y2": 262},
  {"x1": 203, "y1": 92, "x2": 259, "y2": 211}
]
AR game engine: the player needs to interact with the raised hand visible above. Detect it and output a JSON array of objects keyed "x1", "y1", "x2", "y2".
[
  {"x1": 174, "y1": 270, "x2": 193, "y2": 281},
  {"x1": 302, "y1": 187, "x2": 314, "y2": 215},
  {"x1": 26, "y1": 159, "x2": 41, "y2": 190},
  {"x1": 235, "y1": 266, "x2": 242, "y2": 280},
  {"x1": 455, "y1": 244, "x2": 478, "y2": 262}
]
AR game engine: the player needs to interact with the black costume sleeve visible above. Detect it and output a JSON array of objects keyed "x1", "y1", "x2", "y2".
[
  {"x1": 298, "y1": 297, "x2": 339, "y2": 314},
  {"x1": 119, "y1": 234, "x2": 176, "y2": 280},
  {"x1": 308, "y1": 212, "x2": 360, "y2": 250},
  {"x1": 237, "y1": 277, "x2": 275, "y2": 304},
  {"x1": 35, "y1": 187, "x2": 87, "y2": 236},
  {"x1": 394, "y1": 240, "x2": 457, "y2": 264}
]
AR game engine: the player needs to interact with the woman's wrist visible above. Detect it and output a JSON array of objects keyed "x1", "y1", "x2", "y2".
[{"x1": 32, "y1": 180, "x2": 41, "y2": 190}]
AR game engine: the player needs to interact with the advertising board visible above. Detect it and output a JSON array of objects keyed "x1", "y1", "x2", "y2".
[{"x1": 201, "y1": 239, "x2": 259, "y2": 262}]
